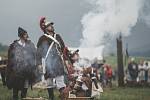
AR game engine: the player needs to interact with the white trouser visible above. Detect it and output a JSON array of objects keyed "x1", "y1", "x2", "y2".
[{"x1": 47, "y1": 75, "x2": 66, "y2": 89}]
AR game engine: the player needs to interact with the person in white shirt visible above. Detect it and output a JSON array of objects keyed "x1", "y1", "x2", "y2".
[{"x1": 138, "y1": 60, "x2": 145, "y2": 82}]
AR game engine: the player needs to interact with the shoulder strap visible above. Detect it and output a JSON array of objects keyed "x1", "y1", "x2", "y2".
[
  {"x1": 54, "y1": 33, "x2": 57, "y2": 38},
  {"x1": 42, "y1": 34, "x2": 57, "y2": 74},
  {"x1": 45, "y1": 41, "x2": 54, "y2": 60},
  {"x1": 44, "y1": 33, "x2": 57, "y2": 60},
  {"x1": 44, "y1": 33, "x2": 59, "y2": 45}
]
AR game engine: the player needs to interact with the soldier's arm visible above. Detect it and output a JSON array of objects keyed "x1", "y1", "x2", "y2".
[
  {"x1": 36, "y1": 36, "x2": 48, "y2": 66},
  {"x1": 7, "y1": 43, "x2": 15, "y2": 70},
  {"x1": 56, "y1": 34, "x2": 65, "y2": 52},
  {"x1": 36, "y1": 37, "x2": 43, "y2": 66}
]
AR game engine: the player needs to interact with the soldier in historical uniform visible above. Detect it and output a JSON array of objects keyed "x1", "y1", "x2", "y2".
[
  {"x1": 6, "y1": 27, "x2": 36, "y2": 100},
  {"x1": 37, "y1": 17, "x2": 66, "y2": 100}
]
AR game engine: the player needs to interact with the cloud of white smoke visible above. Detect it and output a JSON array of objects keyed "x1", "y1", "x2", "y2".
[
  {"x1": 79, "y1": 0, "x2": 147, "y2": 60},
  {"x1": 140, "y1": 0, "x2": 150, "y2": 26}
]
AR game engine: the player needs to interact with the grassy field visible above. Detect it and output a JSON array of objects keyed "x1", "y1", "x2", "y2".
[
  {"x1": 101, "y1": 87, "x2": 150, "y2": 100},
  {"x1": 0, "y1": 55, "x2": 150, "y2": 100},
  {"x1": 0, "y1": 80, "x2": 150, "y2": 100},
  {"x1": 0, "y1": 80, "x2": 59, "y2": 100}
]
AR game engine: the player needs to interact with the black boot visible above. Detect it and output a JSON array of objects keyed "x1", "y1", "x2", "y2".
[
  {"x1": 59, "y1": 87, "x2": 65, "y2": 100},
  {"x1": 47, "y1": 88, "x2": 54, "y2": 100},
  {"x1": 13, "y1": 89, "x2": 19, "y2": 100},
  {"x1": 21, "y1": 88, "x2": 28, "y2": 99}
]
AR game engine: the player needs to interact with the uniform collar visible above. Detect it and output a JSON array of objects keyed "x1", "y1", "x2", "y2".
[{"x1": 18, "y1": 39, "x2": 26, "y2": 47}]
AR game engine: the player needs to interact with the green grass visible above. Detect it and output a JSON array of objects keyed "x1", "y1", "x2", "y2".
[
  {"x1": 0, "y1": 51, "x2": 7, "y2": 58},
  {"x1": 0, "y1": 80, "x2": 150, "y2": 100},
  {"x1": 0, "y1": 55, "x2": 150, "y2": 100},
  {"x1": 101, "y1": 87, "x2": 150, "y2": 100},
  {"x1": 0, "y1": 80, "x2": 59, "y2": 100}
]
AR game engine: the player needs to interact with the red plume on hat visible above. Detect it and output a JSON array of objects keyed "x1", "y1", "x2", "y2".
[
  {"x1": 40, "y1": 17, "x2": 46, "y2": 32},
  {"x1": 40, "y1": 17, "x2": 54, "y2": 32}
]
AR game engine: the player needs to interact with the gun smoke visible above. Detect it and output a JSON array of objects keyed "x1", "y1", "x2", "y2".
[{"x1": 79, "y1": 0, "x2": 150, "y2": 59}]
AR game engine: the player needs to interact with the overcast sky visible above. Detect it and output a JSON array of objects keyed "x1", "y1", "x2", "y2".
[
  {"x1": 0, "y1": 0, "x2": 89, "y2": 47},
  {"x1": 0, "y1": 0, "x2": 150, "y2": 52}
]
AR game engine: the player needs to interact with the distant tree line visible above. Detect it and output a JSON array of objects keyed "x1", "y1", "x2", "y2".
[{"x1": 0, "y1": 43, "x2": 8, "y2": 57}]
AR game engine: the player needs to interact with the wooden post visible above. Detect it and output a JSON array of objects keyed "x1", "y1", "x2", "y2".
[{"x1": 117, "y1": 35, "x2": 124, "y2": 87}]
